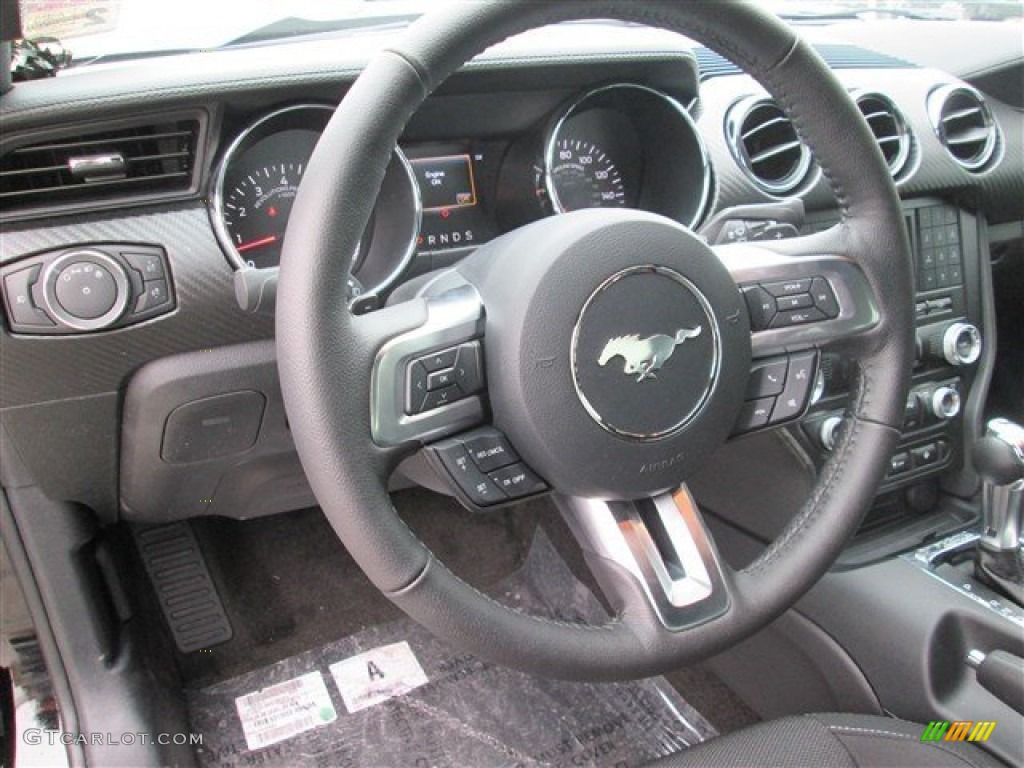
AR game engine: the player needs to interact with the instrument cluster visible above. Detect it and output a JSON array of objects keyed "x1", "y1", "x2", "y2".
[{"x1": 209, "y1": 84, "x2": 713, "y2": 299}]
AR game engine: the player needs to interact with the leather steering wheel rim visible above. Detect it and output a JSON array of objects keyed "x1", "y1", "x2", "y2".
[{"x1": 276, "y1": 0, "x2": 914, "y2": 680}]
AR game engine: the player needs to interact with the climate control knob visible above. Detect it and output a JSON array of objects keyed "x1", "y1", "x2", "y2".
[
  {"x1": 942, "y1": 322, "x2": 982, "y2": 367},
  {"x1": 42, "y1": 250, "x2": 130, "y2": 331},
  {"x1": 930, "y1": 386, "x2": 962, "y2": 420}
]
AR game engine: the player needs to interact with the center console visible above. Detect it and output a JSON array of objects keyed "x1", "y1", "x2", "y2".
[{"x1": 800, "y1": 199, "x2": 988, "y2": 545}]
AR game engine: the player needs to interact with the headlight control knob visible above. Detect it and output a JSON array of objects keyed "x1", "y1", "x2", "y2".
[
  {"x1": 42, "y1": 250, "x2": 130, "y2": 331},
  {"x1": 941, "y1": 322, "x2": 982, "y2": 366}
]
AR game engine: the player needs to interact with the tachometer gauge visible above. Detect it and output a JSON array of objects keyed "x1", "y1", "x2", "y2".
[
  {"x1": 211, "y1": 104, "x2": 420, "y2": 298},
  {"x1": 222, "y1": 156, "x2": 305, "y2": 270},
  {"x1": 547, "y1": 139, "x2": 626, "y2": 212}
]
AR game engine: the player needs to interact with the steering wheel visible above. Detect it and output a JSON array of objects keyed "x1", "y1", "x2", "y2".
[{"x1": 276, "y1": 0, "x2": 913, "y2": 680}]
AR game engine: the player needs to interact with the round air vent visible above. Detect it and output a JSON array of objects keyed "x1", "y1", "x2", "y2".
[
  {"x1": 726, "y1": 97, "x2": 812, "y2": 195},
  {"x1": 928, "y1": 84, "x2": 999, "y2": 171},
  {"x1": 854, "y1": 92, "x2": 912, "y2": 179}
]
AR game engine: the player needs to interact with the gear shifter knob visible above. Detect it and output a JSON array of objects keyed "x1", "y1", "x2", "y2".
[
  {"x1": 974, "y1": 419, "x2": 1024, "y2": 552},
  {"x1": 974, "y1": 419, "x2": 1024, "y2": 605},
  {"x1": 974, "y1": 435, "x2": 1024, "y2": 486}
]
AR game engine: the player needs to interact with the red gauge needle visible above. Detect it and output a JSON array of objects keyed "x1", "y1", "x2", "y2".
[{"x1": 236, "y1": 234, "x2": 278, "y2": 253}]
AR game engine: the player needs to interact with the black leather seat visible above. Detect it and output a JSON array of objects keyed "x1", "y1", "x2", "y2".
[{"x1": 650, "y1": 713, "x2": 1003, "y2": 767}]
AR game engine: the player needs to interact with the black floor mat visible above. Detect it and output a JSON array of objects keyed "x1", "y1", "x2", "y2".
[
  {"x1": 186, "y1": 531, "x2": 717, "y2": 768},
  {"x1": 143, "y1": 487, "x2": 757, "y2": 735},
  {"x1": 176, "y1": 488, "x2": 549, "y2": 686}
]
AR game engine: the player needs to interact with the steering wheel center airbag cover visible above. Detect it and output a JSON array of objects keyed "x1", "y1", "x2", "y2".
[
  {"x1": 573, "y1": 265, "x2": 720, "y2": 439},
  {"x1": 457, "y1": 209, "x2": 750, "y2": 499}
]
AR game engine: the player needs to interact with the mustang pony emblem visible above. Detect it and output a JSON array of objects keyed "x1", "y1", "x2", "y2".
[{"x1": 598, "y1": 327, "x2": 702, "y2": 382}]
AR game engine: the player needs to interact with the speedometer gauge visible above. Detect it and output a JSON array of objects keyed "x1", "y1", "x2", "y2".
[
  {"x1": 534, "y1": 83, "x2": 712, "y2": 229},
  {"x1": 547, "y1": 139, "x2": 626, "y2": 212}
]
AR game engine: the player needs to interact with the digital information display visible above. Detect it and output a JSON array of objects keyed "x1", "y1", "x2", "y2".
[{"x1": 410, "y1": 154, "x2": 477, "y2": 211}]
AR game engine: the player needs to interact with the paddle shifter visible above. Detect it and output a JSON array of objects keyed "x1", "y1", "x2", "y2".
[{"x1": 973, "y1": 418, "x2": 1024, "y2": 605}]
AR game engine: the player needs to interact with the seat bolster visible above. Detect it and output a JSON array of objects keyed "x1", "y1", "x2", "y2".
[
  {"x1": 646, "y1": 713, "x2": 1005, "y2": 768},
  {"x1": 807, "y1": 713, "x2": 1005, "y2": 768}
]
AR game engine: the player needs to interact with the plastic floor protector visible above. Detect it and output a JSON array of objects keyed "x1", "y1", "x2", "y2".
[{"x1": 187, "y1": 530, "x2": 717, "y2": 767}]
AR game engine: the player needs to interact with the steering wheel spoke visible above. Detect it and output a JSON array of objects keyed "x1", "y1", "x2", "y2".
[
  {"x1": 715, "y1": 235, "x2": 883, "y2": 439},
  {"x1": 714, "y1": 237, "x2": 882, "y2": 359},
  {"x1": 369, "y1": 281, "x2": 488, "y2": 447},
  {"x1": 421, "y1": 426, "x2": 551, "y2": 509},
  {"x1": 556, "y1": 486, "x2": 730, "y2": 632}
]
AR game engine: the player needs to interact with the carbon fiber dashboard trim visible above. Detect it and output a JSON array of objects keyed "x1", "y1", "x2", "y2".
[{"x1": 0, "y1": 204, "x2": 275, "y2": 408}]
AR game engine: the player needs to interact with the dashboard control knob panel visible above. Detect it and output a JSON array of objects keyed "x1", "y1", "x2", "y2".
[
  {"x1": 930, "y1": 385, "x2": 962, "y2": 420},
  {"x1": 1, "y1": 244, "x2": 174, "y2": 335},
  {"x1": 941, "y1": 322, "x2": 982, "y2": 367},
  {"x1": 917, "y1": 320, "x2": 982, "y2": 367},
  {"x1": 42, "y1": 250, "x2": 130, "y2": 331}
]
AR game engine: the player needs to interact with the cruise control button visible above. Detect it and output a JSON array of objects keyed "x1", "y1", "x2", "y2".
[
  {"x1": 733, "y1": 397, "x2": 775, "y2": 433},
  {"x1": 421, "y1": 384, "x2": 461, "y2": 411},
  {"x1": 771, "y1": 351, "x2": 816, "y2": 423},
  {"x1": 810, "y1": 277, "x2": 839, "y2": 318},
  {"x1": 762, "y1": 278, "x2": 812, "y2": 297},
  {"x1": 433, "y1": 441, "x2": 505, "y2": 506},
  {"x1": 746, "y1": 358, "x2": 788, "y2": 399},
  {"x1": 463, "y1": 432, "x2": 519, "y2": 472},
  {"x1": 489, "y1": 463, "x2": 546, "y2": 498},
  {"x1": 454, "y1": 342, "x2": 484, "y2": 395},
  {"x1": 769, "y1": 307, "x2": 826, "y2": 328},
  {"x1": 427, "y1": 368, "x2": 455, "y2": 390},
  {"x1": 742, "y1": 285, "x2": 776, "y2": 331},
  {"x1": 421, "y1": 348, "x2": 458, "y2": 372}
]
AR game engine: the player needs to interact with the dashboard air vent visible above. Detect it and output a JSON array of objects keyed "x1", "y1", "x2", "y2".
[
  {"x1": 854, "y1": 92, "x2": 912, "y2": 178},
  {"x1": 727, "y1": 97, "x2": 812, "y2": 195},
  {"x1": 0, "y1": 117, "x2": 200, "y2": 214},
  {"x1": 927, "y1": 85, "x2": 999, "y2": 171}
]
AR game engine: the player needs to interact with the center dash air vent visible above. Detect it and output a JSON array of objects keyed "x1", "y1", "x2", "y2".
[
  {"x1": 927, "y1": 85, "x2": 999, "y2": 172},
  {"x1": 854, "y1": 92, "x2": 912, "y2": 179},
  {"x1": 726, "y1": 97, "x2": 812, "y2": 195},
  {"x1": 0, "y1": 115, "x2": 202, "y2": 215}
]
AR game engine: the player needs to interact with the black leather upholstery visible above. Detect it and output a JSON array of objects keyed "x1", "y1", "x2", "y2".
[{"x1": 649, "y1": 714, "x2": 1004, "y2": 768}]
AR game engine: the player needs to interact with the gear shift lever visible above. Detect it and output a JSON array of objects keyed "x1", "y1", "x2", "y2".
[{"x1": 973, "y1": 418, "x2": 1024, "y2": 604}]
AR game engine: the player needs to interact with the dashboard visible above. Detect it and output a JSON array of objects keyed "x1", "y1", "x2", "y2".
[
  {"x1": 0, "y1": 20, "x2": 1021, "y2": 540},
  {"x1": 210, "y1": 80, "x2": 713, "y2": 304}
]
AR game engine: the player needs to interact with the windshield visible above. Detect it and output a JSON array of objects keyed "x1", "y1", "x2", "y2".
[{"x1": 16, "y1": 0, "x2": 1020, "y2": 62}]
